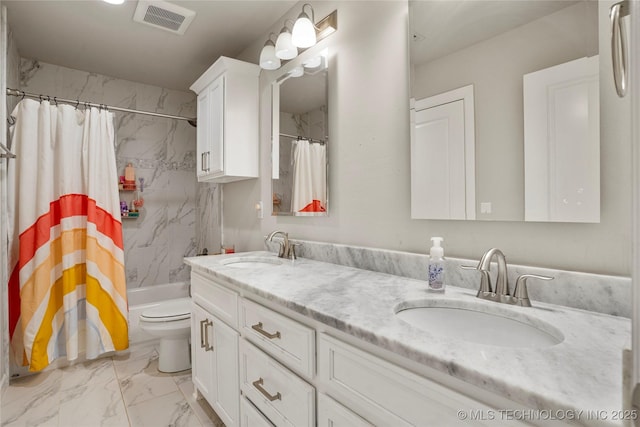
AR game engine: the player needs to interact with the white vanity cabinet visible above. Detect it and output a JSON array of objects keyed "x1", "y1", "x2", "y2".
[
  {"x1": 190, "y1": 268, "x2": 535, "y2": 427},
  {"x1": 190, "y1": 273, "x2": 240, "y2": 427},
  {"x1": 190, "y1": 56, "x2": 259, "y2": 183}
]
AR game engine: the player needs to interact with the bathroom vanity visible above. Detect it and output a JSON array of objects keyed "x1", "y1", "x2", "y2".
[{"x1": 185, "y1": 251, "x2": 629, "y2": 427}]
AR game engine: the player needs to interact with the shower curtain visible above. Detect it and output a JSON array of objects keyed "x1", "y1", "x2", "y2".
[
  {"x1": 291, "y1": 139, "x2": 326, "y2": 215},
  {"x1": 7, "y1": 99, "x2": 128, "y2": 371}
]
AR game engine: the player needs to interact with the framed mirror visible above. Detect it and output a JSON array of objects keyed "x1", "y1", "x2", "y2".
[
  {"x1": 271, "y1": 52, "x2": 328, "y2": 216},
  {"x1": 409, "y1": 1, "x2": 600, "y2": 222}
]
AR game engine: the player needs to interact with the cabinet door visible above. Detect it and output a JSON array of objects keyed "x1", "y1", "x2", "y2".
[
  {"x1": 192, "y1": 302, "x2": 214, "y2": 402},
  {"x1": 191, "y1": 302, "x2": 240, "y2": 427},
  {"x1": 210, "y1": 314, "x2": 240, "y2": 427},
  {"x1": 196, "y1": 75, "x2": 224, "y2": 180}
]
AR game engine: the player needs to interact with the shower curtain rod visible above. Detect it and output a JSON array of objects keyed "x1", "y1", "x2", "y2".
[
  {"x1": 6, "y1": 88, "x2": 197, "y2": 127},
  {"x1": 280, "y1": 132, "x2": 326, "y2": 144}
]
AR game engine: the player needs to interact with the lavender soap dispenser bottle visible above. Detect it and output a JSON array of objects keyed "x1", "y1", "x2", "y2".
[{"x1": 427, "y1": 237, "x2": 445, "y2": 292}]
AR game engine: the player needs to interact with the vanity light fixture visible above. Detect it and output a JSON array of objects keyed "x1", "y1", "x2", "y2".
[
  {"x1": 259, "y1": 6, "x2": 336, "y2": 70},
  {"x1": 103, "y1": 0, "x2": 125, "y2": 4},
  {"x1": 259, "y1": 33, "x2": 281, "y2": 70},
  {"x1": 275, "y1": 20, "x2": 298, "y2": 60}
]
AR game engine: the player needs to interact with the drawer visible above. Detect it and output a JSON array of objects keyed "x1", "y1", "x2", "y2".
[
  {"x1": 240, "y1": 298, "x2": 314, "y2": 379},
  {"x1": 317, "y1": 393, "x2": 373, "y2": 427},
  {"x1": 318, "y1": 334, "x2": 526, "y2": 426},
  {"x1": 191, "y1": 271, "x2": 238, "y2": 329},
  {"x1": 240, "y1": 339, "x2": 315, "y2": 427},
  {"x1": 240, "y1": 396, "x2": 274, "y2": 427}
]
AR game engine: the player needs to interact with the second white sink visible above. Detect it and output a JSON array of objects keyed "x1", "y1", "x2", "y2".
[
  {"x1": 221, "y1": 256, "x2": 283, "y2": 268},
  {"x1": 395, "y1": 300, "x2": 563, "y2": 349}
]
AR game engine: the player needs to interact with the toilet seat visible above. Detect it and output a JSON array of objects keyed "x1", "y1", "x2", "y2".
[{"x1": 140, "y1": 297, "x2": 191, "y2": 323}]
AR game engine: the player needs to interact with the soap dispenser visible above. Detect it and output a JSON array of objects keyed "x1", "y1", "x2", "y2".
[{"x1": 428, "y1": 237, "x2": 445, "y2": 292}]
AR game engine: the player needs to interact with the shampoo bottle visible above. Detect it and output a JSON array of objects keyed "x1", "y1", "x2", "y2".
[{"x1": 428, "y1": 237, "x2": 445, "y2": 292}]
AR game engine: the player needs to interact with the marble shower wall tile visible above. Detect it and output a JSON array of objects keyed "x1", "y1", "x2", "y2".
[
  {"x1": 196, "y1": 182, "x2": 221, "y2": 255},
  {"x1": 19, "y1": 58, "x2": 202, "y2": 289},
  {"x1": 266, "y1": 239, "x2": 631, "y2": 318}
]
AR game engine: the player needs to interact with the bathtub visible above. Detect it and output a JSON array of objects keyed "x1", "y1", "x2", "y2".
[{"x1": 127, "y1": 282, "x2": 190, "y2": 345}]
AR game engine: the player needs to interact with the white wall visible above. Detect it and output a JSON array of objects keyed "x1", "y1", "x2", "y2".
[{"x1": 224, "y1": 0, "x2": 630, "y2": 276}]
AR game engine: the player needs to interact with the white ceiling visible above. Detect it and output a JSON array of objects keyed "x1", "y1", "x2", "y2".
[{"x1": 4, "y1": 0, "x2": 297, "y2": 91}]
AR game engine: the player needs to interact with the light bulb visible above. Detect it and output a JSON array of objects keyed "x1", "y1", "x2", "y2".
[
  {"x1": 292, "y1": 11, "x2": 316, "y2": 48},
  {"x1": 275, "y1": 28, "x2": 298, "y2": 60},
  {"x1": 259, "y1": 40, "x2": 281, "y2": 70}
]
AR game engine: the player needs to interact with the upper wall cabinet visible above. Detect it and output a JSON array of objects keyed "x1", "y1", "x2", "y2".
[{"x1": 190, "y1": 57, "x2": 260, "y2": 183}]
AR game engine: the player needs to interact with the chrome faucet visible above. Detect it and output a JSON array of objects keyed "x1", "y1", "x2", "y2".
[
  {"x1": 265, "y1": 230, "x2": 298, "y2": 260},
  {"x1": 462, "y1": 248, "x2": 553, "y2": 307}
]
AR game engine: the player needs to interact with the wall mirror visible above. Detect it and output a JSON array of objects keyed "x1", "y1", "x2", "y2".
[
  {"x1": 271, "y1": 52, "x2": 328, "y2": 216},
  {"x1": 409, "y1": 0, "x2": 600, "y2": 222}
]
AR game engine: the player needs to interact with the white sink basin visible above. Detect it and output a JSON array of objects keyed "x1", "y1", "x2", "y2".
[
  {"x1": 221, "y1": 256, "x2": 283, "y2": 268},
  {"x1": 395, "y1": 300, "x2": 563, "y2": 348}
]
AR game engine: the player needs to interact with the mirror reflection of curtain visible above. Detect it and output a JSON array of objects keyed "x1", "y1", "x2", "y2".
[{"x1": 292, "y1": 139, "x2": 326, "y2": 215}]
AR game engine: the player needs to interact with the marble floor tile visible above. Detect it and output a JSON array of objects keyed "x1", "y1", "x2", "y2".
[
  {"x1": 1, "y1": 341, "x2": 227, "y2": 427},
  {"x1": 59, "y1": 357, "x2": 117, "y2": 392},
  {"x1": 57, "y1": 377, "x2": 128, "y2": 427},
  {"x1": 126, "y1": 390, "x2": 202, "y2": 427},
  {"x1": 176, "y1": 378, "x2": 225, "y2": 427},
  {"x1": 1, "y1": 375, "x2": 61, "y2": 427}
]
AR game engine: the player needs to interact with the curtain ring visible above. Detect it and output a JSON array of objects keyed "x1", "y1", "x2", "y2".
[
  {"x1": 38, "y1": 95, "x2": 43, "y2": 103},
  {"x1": 20, "y1": 91, "x2": 25, "y2": 101},
  {"x1": 47, "y1": 95, "x2": 51, "y2": 102},
  {"x1": 53, "y1": 97, "x2": 58, "y2": 106},
  {"x1": 74, "y1": 100, "x2": 79, "y2": 109}
]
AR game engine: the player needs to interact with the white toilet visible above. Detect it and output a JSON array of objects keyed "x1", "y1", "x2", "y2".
[{"x1": 139, "y1": 297, "x2": 192, "y2": 373}]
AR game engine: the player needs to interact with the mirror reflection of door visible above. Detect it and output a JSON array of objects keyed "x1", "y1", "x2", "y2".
[
  {"x1": 524, "y1": 56, "x2": 600, "y2": 222},
  {"x1": 272, "y1": 57, "x2": 328, "y2": 216},
  {"x1": 411, "y1": 85, "x2": 475, "y2": 220}
]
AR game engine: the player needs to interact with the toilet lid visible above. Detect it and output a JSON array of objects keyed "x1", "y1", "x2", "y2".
[{"x1": 140, "y1": 298, "x2": 191, "y2": 322}]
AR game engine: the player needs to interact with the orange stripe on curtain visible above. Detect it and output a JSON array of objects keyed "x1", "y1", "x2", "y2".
[
  {"x1": 10, "y1": 194, "x2": 123, "y2": 340},
  {"x1": 19, "y1": 227, "x2": 86, "y2": 331},
  {"x1": 28, "y1": 265, "x2": 128, "y2": 371},
  {"x1": 29, "y1": 263, "x2": 86, "y2": 371},
  {"x1": 16, "y1": 194, "x2": 123, "y2": 271},
  {"x1": 18, "y1": 229, "x2": 125, "y2": 330}
]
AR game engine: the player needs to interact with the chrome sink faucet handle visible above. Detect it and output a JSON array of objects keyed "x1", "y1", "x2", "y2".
[
  {"x1": 513, "y1": 274, "x2": 554, "y2": 307},
  {"x1": 265, "y1": 230, "x2": 290, "y2": 259}
]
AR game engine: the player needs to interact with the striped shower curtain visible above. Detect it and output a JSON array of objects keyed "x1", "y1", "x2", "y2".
[{"x1": 7, "y1": 99, "x2": 128, "y2": 371}]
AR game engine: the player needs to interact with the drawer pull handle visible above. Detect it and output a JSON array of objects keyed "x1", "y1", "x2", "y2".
[
  {"x1": 199, "y1": 319, "x2": 207, "y2": 348},
  {"x1": 204, "y1": 319, "x2": 213, "y2": 352},
  {"x1": 251, "y1": 322, "x2": 281, "y2": 339},
  {"x1": 252, "y1": 378, "x2": 281, "y2": 401}
]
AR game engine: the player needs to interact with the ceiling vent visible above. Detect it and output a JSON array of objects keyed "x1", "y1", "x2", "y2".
[{"x1": 133, "y1": 1, "x2": 196, "y2": 35}]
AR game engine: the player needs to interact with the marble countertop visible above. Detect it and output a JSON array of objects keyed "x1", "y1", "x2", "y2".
[{"x1": 185, "y1": 251, "x2": 630, "y2": 424}]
